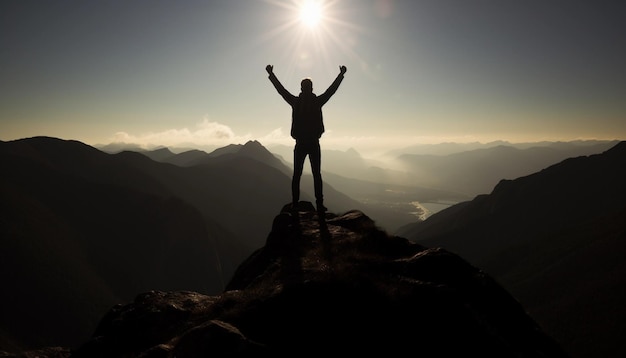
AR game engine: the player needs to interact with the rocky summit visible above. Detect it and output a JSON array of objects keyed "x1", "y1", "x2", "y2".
[{"x1": 7, "y1": 202, "x2": 568, "y2": 357}]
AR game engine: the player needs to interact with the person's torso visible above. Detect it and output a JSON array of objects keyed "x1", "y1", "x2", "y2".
[{"x1": 291, "y1": 93, "x2": 324, "y2": 140}]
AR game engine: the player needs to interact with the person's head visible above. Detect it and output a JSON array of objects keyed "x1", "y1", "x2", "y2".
[{"x1": 300, "y1": 78, "x2": 313, "y2": 93}]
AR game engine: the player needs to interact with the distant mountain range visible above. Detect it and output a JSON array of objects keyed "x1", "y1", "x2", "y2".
[
  {"x1": 398, "y1": 141, "x2": 626, "y2": 358},
  {"x1": 395, "y1": 141, "x2": 619, "y2": 196},
  {"x1": 270, "y1": 140, "x2": 619, "y2": 209},
  {"x1": 384, "y1": 139, "x2": 619, "y2": 156},
  {"x1": 118, "y1": 139, "x2": 619, "y2": 223}
]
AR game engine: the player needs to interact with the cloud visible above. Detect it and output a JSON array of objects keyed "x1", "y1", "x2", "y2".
[
  {"x1": 108, "y1": 117, "x2": 508, "y2": 157},
  {"x1": 111, "y1": 118, "x2": 253, "y2": 148},
  {"x1": 256, "y1": 127, "x2": 292, "y2": 146}
]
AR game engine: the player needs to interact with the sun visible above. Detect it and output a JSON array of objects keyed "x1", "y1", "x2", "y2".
[
  {"x1": 298, "y1": 0, "x2": 323, "y2": 29},
  {"x1": 261, "y1": 0, "x2": 367, "y2": 76}
]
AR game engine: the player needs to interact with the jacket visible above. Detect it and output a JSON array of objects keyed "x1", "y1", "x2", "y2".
[{"x1": 268, "y1": 72, "x2": 344, "y2": 141}]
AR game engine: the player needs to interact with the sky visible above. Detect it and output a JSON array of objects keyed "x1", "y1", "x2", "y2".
[{"x1": 1, "y1": 0, "x2": 625, "y2": 156}]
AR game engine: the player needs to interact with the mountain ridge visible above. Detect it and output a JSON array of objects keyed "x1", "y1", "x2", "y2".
[
  {"x1": 2, "y1": 136, "x2": 622, "y2": 356},
  {"x1": 399, "y1": 141, "x2": 626, "y2": 358}
]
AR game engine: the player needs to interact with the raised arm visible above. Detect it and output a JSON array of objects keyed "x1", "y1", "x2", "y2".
[
  {"x1": 266, "y1": 64, "x2": 296, "y2": 104},
  {"x1": 318, "y1": 65, "x2": 347, "y2": 105}
]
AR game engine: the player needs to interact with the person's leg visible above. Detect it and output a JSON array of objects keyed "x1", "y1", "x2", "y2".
[
  {"x1": 292, "y1": 142, "x2": 307, "y2": 208},
  {"x1": 309, "y1": 141, "x2": 325, "y2": 212}
]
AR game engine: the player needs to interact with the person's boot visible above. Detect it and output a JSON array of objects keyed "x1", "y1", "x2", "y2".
[
  {"x1": 316, "y1": 200, "x2": 327, "y2": 214},
  {"x1": 291, "y1": 201, "x2": 299, "y2": 212}
]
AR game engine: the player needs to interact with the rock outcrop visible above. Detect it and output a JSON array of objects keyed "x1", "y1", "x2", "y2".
[{"x1": 8, "y1": 203, "x2": 568, "y2": 357}]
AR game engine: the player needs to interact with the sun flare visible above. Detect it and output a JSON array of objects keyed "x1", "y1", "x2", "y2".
[
  {"x1": 261, "y1": 0, "x2": 366, "y2": 76},
  {"x1": 298, "y1": 0, "x2": 323, "y2": 28}
]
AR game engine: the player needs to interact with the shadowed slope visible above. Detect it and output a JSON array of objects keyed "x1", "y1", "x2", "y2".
[
  {"x1": 399, "y1": 141, "x2": 626, "y2": 358},
  {"x1": 0, "y1": 137, "x2": 231, "y2": 350}
]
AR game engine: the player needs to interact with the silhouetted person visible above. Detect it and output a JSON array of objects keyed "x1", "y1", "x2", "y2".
[{"x1": 266, "y1": 64, "x2": 347, "y2": 213}]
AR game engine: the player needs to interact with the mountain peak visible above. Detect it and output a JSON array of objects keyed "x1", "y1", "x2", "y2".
[
  {"x1": 143, "y1": 147, "x2": 175, "y2": 161},
  {"x1": 239, "y1": 140, "x2": 270, "y2": 156},
  {"x1": 69, "y1": 203, "x2": 567, "y2": 357},
  {"x1": 207, "y1": 140, "x2": 270, "y2": 159},
  {"x1": 243, "y1": 139, "x2": 262, "y2": 147}
]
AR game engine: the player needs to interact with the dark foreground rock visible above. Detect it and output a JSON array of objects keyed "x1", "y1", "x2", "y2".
[{"x1": 15, "y1": 202, "x2": 568, "y2": 357}]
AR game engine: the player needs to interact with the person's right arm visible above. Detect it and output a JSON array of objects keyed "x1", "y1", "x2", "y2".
[{"x1": 266, "y1": 65, "x2": 296, "y2": 104}]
